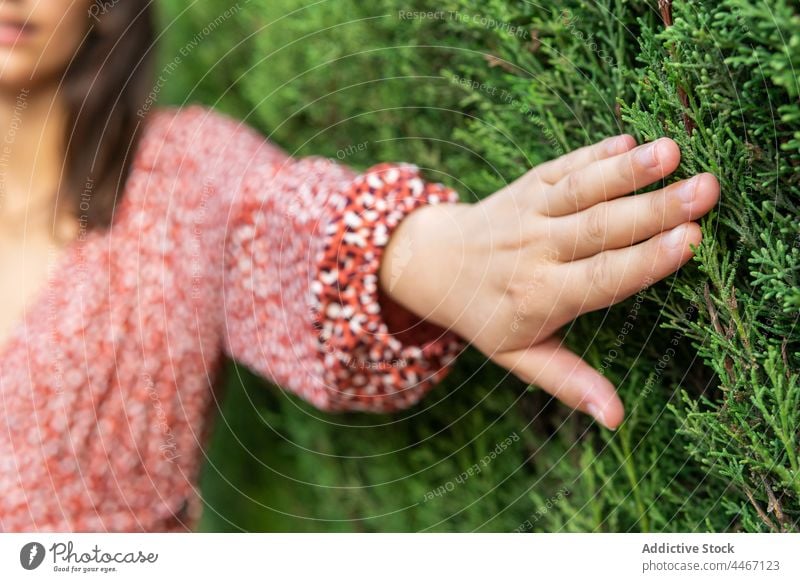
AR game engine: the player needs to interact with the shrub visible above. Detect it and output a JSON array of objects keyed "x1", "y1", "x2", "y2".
[{"x1": 157, "y1": 0, "x2": 799, "y2": 532}]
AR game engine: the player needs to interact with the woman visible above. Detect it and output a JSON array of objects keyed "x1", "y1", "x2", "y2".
[{"x1": 0, "y1": 2, "x2": 719, "y2": 531}]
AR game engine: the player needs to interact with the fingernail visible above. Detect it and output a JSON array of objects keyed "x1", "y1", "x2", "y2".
[
  {"x1": 676, "y1": 176, "x2": 699, "y2": 203},
  {"x1": 586, "y1": 403, "x2": 608, "y2": 429},
  {"x1": 633, "y1": 141, "x2": 659, "y2": 167},
  {"x1": 664, "y1": 224, "x2": 688, "y2": 249}
]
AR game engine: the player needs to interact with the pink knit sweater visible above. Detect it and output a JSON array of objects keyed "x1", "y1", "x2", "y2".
[{"x1": 0, "y1": 105, "x2": 462, "y2": 532}]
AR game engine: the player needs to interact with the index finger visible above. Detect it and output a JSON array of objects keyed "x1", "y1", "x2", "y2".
[{"x1": 533, "y1": 134, "x2": 637, "y2": 184}]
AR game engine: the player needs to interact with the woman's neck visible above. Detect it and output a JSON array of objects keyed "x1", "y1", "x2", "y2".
[{"x1": 0, "y1": 83, "x2": 67, "y2": 235}]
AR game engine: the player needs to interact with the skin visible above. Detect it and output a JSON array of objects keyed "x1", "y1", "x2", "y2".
[
  {"x1": 381, "y1": 135, "x2": 720, "y2": 429},
  {"x1": 0, "y1": 0, "x2": 90, "y2": 343},
  {"x1": 0, "y1": 0, "x2": 91, "y2": 88},
  {"x1": 0, "y1": 2, "x2": 721, "y2": 431}
]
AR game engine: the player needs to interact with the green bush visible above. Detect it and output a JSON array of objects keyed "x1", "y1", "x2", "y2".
[{"x1": 156, "y1": 0, "x2": 800, "y2": 532}]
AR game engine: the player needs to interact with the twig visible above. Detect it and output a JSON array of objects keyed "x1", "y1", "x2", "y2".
[
  {"x1": 704, "y1": 283, "x2": 735, "y2": 384},
  {"x1": 704, "y1": 283, "x2": 723, "y2": 335},
  {"x1": 761, "y1": 475, "x2": 787, "y2": 532},
  {"x1": 658, "y1": 0, "x2": 695, "y2": 135},
  {"x1": 743, "y1": 486, "x2": 780, "y2": 531},
  {"x1": 658, "y1": 0, "x2": 673, "y2": 26}
]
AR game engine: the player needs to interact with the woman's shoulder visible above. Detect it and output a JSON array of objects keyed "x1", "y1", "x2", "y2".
[
  {"x1": 145, "y1": 104, "x2": 254, "y2": 138},
  {"x1": 134, "y1": 104, "x2": 287, "y2": 171}
]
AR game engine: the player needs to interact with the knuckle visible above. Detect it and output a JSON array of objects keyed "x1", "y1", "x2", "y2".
[
  {"x1": 588, "y1": 253, "x2": 615, "y2": 298},
  {"x1": 505, "y1": 276, "x2": 537, "y2": 315},
  {"x1": 617, "y1": 154, "x2": 637, "y2": 189},
  {"x1": 584, "y1": 206, "x2": 607, "y2": 245},
  {"x1": 519, "y1": 222, "x2": 542, "y2": 247},
  {"x1": 524, "y1": 168, "x2": 545, "y2": 187},
  {"x1": 559, "y1": 156, "x2": 575, "y2": 177},
  {"x1": 558, "y1": 171, "x2": 582, "y2": 211},
  {"x1": 565, "y1": 170, "x2": 581, "y2": 198},
  {"x1": 506, "y1": 262, "x2": 554, "y2": 311},
  {"x1": 541, "y1": 244, "x2": 562, "y2": 263},
  {"x1": 649, "y1": 192, "x2": 667, "y2": 225}
]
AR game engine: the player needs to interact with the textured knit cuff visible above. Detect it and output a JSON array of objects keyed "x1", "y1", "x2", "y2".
[{"x1": 311, "y1": 162, "x2": 464, "y2": 412}]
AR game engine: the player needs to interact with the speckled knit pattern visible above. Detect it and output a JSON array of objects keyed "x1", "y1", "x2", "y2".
[{"x1": 0, "y1": 105, "x2": 462, "y2": 532}]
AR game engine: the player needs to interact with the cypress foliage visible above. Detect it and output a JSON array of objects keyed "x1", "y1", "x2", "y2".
[{"x1": 157, "y1": 1, "x2": 799, "y2": 531}]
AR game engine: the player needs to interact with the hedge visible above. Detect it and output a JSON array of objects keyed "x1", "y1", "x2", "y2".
[{"x1": 156, "y1": 0, "x2": 800, "y2": 532}]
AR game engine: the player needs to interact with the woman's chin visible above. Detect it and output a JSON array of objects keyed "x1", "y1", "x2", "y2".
[{"x1": 0, "y1": 60, "x2": 45, "y2": 92}]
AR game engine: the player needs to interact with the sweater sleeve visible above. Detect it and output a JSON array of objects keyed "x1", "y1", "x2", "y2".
[{"x1": 198, "y1": 109, "x2": 464, "y2": 412}]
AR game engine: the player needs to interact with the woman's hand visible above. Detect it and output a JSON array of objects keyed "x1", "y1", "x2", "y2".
[{"x1": 379, "y1": 136, "x2": 720, "y2": 429}]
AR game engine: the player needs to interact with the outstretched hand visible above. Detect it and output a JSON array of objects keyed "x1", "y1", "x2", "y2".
[{"x1": 380, "y1": 136, "x2": 719, "y2": 429}]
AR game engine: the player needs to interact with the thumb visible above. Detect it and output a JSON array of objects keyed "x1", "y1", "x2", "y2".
[{"x1": 491, "y1": 337, "x2": 624, "y2": 430}]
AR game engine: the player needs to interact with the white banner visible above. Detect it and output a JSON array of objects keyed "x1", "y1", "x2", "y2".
[{"x1": 0, "y1": 533, "x2": 798, "y2": 581}]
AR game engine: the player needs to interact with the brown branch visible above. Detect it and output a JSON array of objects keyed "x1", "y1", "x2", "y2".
[
  {"x1": 658, "y1": 0, "x2": 673, "y2": 26},
  {"x1": 781, "y1": 339, "x2": 791, "y2": 380},
  {"x1": 725, "y1": 289, "x2": 738, "y2": 340},
  {"x1": 658, "y1": 0, "x2": 695, "y2": 135},
  {"x1": 761, "y1": 475, "x2": 788, "y2": 532},
  {"x1": 744, "y1": 486, "x2": 780, "y2": 532},
  {"x1": 484, "y1": 54, "x2": 517, "y2": 73},
  {"x1": 704, "y1": 283, "x2": 723, "y2": 335},
  {"x1": 705, "y1": 283, "x2": 736, "y2": 385}
]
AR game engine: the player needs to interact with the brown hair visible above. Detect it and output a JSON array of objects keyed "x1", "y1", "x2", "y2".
[{"x1": 60, "y1": 1, "x2": 156, "y2": 230}]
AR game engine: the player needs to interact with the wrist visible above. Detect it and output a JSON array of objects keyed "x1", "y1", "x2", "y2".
[{"x1": 379, "y1": 202, "x2": 470, "y2": 329}]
